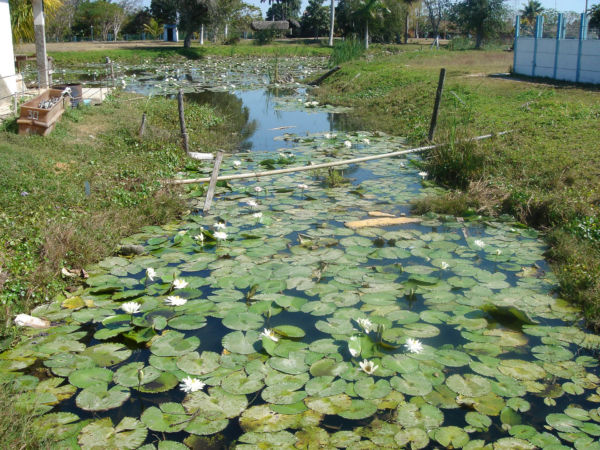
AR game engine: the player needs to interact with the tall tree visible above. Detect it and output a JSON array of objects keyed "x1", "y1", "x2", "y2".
[
  {"x1": 123, "y1": 7, "x2": 152, "y2": 34},
  {"x1": 267, "y1": 0, "x2": 301, "y2": 20},
  {"x1": 520, "y1": 0, "x2": 543, "y2": 26},
  {"x1": 176, "y1": 0, "x2": 215, "y2": 47},
  {"x1": 303, "y1": 0, "x2": 330, "y2": 38},
  {"x1": 590, "y1": 4, "x2": 600, "y2": 27},
  {"x1": 352, "y1": 0, "x2": 389, "y2": 48},
  {"x1": 328, "y1": 0, "x2": 335, "y2": 45},
  {"x1": 423, "y1": 0, "x2": 447, "y2": 40},
  {"x1": 401, "y1": 0, "x2": 418, "y2": 43},
  {"x1": 150, "y1": 0, "x2": 177, "y2": 25},
  {"x1": 450, "y1": 0, "x2": 507, "y2": 49}
]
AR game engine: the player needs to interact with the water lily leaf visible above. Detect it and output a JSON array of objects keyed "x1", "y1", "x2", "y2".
[
  {"x1": 177, "y1": 351, "x2": 220, "y2": 376},
  {"x1": 354, "y1": 377, "x2": 392, "y2": 399},
  {"x1": 381, "y1": 354, "x2": 419, "y2": 374},
  {"x1": 394, "y1": 427, "x2": 429, "y2": 450},
  {"x1": 396, "y1": 403, "x2": 444, "y2": 430},
  {"x1": 498, "y1": 359, "x2": 546, "y2": 381},
  {"x1": 113, "y1": 362, "x2": 162, "y2": 387},
  {"x1": 262, "y1": 383, "x2": 307, "y2": 405},
  {"x1": 403, "y1": 323, "x2": 440, "y2": 338},
  {"x1": 500, "y1": 406, "x2": 521, "y2": 428},
  {"x1": 238, "y1": 431, "x2": 298, "y2": 449},
  {"x1": 304, "y1": 394, "x2": 352, "y2": 415},
  {"x1": 141, "y1": 403, "x2": 189, "y2": 432},
  {"x1": 68, "y1": 368, "x2": 114, "y2": 389},
  {"x1": 391, "y1": 373, "x2": 433, "y2": 396},
  {"x1": 138, "y1": 371, "x2": 179, "y2": 393},
  {"x1": 269, "y1": 351, "x2": 309, "y2": 375},
  {"x1": 221, "y1": 370, "x2": 265, "y2": 395},
  {"x1": 435, "y1": 349, "x2": 471, "y2": 367},
  {"x1": 222, "y1": 330, "x2": 261, "y2": 355},
  {"x1": 184, "y1": 416, "x2": 229, "y2": 436},
  {"x1": 301, "y1": 301, "x2": 337, "y2": 316},
  {"x1": 239, "y1": 405, "x2": 298, "y2": 432},
  {"x1": 309, "y1": 358, "x2": 347, "y2": 377},
  {"x1": 222, "y1": 312, "x2": 264, "y2": 331},
  {"x1": 338, "y1": 399, "x2": 377, "y2": 420},
  {"x1": 424, "y1": 385, "x2": 461, "y2": 409},
  {"x1": 167, "y1": 315, "x2": 207, "y2": 330},
  {"x1": 492, "y1": 438, "x2": 536, "y2": 450},
  {"x1": 183, "y1": 386, "x2": 248, "y2": 419},
  {"x1": 309, "y1": 339, "x2": 341, "y2": 354},
  {"x1": 76, "y1": 384, "x2": 130, "y2": 411},
  {"x1": 446, "y1": 374, "x2": 491, "y2": 398},
  {"x1": 472, "y1": 392, "x2": 506, "y2": 416},
  {"x1": 465, "y1": 411, "x2": 492, "y2": 429},
  {"x1": 508, "y1": 425, "x2": 536, "y2": 439},
  {"x1": 315, "y1": 318, "x2": 353, "y2": 335},
  {"x1": 81, "y1": 343, "x2": 132, "y2": 367},
  {"x1": 274, "y1": 325, "x2": 305, "y2": 338},
  {"x1": 434, "y1": 426, "x2": 470, "y2": 448},
  {"x1": 33, "y1": 412, "x2": 89, "y2": 442},
  {"x1": 270, "y1": 402, "x2": 308, "y2": 415},
  {"x1": 304, "y1": 376, "x2": 347, "y2": 397},
  {"x1": 490, "y1": 375, "x2": 527, "y2": 398},
  {"x1": 532, "y1": 345, "x2": 573, "y2": 363},
  {"x1": 78, "y1": 417, "x2": 147, "y2": 450},
  {"x1": 150, "y1": 331, "x2": 200, "y2": 357}
]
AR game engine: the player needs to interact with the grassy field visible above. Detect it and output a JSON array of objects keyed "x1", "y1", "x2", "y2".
[
  {"x1": 0, "y1": 92, "x2": 240, "y2": 338},
  {"x1": 315, "y1": 47, "x2": 600, "y2": 327},
  {"x1": 16, "y1": 39, "x2": 332, "y2": 65}
]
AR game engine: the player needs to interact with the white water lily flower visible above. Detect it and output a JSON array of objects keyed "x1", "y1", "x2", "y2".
[
  {"x1": 214, "y1": 231, "x2": 227, "y2": 241},
  {"x1": 419, "y1": 171, "x2": 428, "y2": 179},
  {"x1": 173, "y1": 279, "x2": 188, "y2": 289},
  {"x1": 194, "y1": 233, "x2": 204, "y2": 243},
  {"x1": 356, "y1": 318, "x2": 373, "y2": 333},
  {"x1": 260, "y1": 328, "x2": 279, "y2": 342},
  {"x1": 246, "y1": 199, "x2": 258, "y2": 207},
  {"x1": 233, "y1": 160, "x2": 241, "y2": 168},
  {"x1": 254, "y1": 186, "x2": 263, "y2": 193},
  {"x1": 298, "y1": 98, "x2": 303, "y2": 102},
  {"x1": 146, "y1": 268, "x2": 156, "y2": 281},
  {"x1": 400, "y1": 162, "x2": 405, "y2": 167},
  {"x1": 122, "y1": 302, "x2": 141, "y2": 314},
  {"x1": 495, "y1": 249, "x2": 502, "y2": 255},
  {"x1": 404, "y1": 338, "x2": 424, "y2": 354},
  {"x1": 362, "y1": 138, "x2": 370, "y2": 144},
  {"x1": 180, "y1": 376, "x2": 205, "y2": 393},
  {"x1": 165, "y1": 296, "x2": 187, "y2": 306},
  {"x1": 359, "y1": 359, "x2": 378, "y2": 375},
  {"x1": 474, "y1": 239, "x2": 485, "y2": 249},
  {"x1": 324, "y1": 133, "x2": 332, "y2": 139},
  {"x1": 441, "y1": 261, "x2": 449, "y2": 270},
  {"x1": 344, "y1": 141, "x2": 352, "y2": 148},
  {"x1": 253, "y1": 212, "x2": 263, "y2": 219},
  {"x1": 311, "y1": 101, "x2": 319, "y2": 106},
  {"x1": 349, "y1": 336, "x2": 359, "y2": 357},
  {"x1": 304, "y1": 102, "x2": 311, "y2": 107},
  {"x1": 214, "y1": 222, "x2": 226, "y2": 230},
  {"x1": 298, "y1": 184, "x2": 308, "y2": 190}
]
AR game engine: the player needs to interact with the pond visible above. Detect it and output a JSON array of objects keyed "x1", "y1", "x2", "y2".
[{"x1": 4, "y1": 58, "x2": 600, "y2": 450}]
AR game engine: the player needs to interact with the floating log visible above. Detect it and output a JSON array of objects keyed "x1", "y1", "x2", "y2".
[{"x1": 368, "y1": 211, "x2": 396, "y2": 218}]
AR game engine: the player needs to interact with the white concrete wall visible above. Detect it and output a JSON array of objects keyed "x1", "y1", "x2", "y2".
[
  {"x1": 0, "y1": 0, "x2": 17, "y2": 96},
  {"x1": 515, "y1": 36, "x2": 600, "y2": 84}
]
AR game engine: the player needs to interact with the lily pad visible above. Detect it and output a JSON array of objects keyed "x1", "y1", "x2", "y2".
[
  {"x1": 78, "y1": 417, "x2": 147, "y2": 450},
  {"x1": 76, "y1": 384, "x2": 130, "y2": 411}
]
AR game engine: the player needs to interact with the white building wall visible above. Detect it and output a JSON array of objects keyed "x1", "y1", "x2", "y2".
[
  {"x1": 0, "y1": 0, "x2": 17, "y2": 97},
  {"x1": 514, "y1": 36, "x2": 600, "y2": 84}
]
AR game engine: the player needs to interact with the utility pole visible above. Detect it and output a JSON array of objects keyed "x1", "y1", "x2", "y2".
[
  {"x1": 328, "y1": 0, "x2": 335, "y2": 46},
  {"x1": 32, "y1": 0, "x2": 49, "y2": 88}
]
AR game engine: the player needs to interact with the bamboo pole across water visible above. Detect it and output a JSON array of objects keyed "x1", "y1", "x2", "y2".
[{"x1": 171, "y1": 132, "x2": 508, "y2": 185}]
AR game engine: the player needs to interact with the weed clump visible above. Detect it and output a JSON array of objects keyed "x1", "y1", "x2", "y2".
[{"x1": 329, "y1": 38, "x2": 365, "y2": 67}]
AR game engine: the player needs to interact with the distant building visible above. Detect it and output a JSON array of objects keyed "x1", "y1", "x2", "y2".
[
  {"x1": 163, "y1": 25, "x2": 179, "y2": 42},
  {"x1": 0, "y1": 0, "x2": 17, "y2": 103}
]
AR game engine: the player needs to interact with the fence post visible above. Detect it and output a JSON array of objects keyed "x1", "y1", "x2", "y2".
[
  {"x1": 177, "y1": 89, "x2": 189, "y2": 155},
  {"x1": 139, "y1": 113, "x2": 146, "y2": 137},
  {"x1": 513, "y1": 15, "x2": 520, "y2": 75},
  {"x1": 532, "y1": 15, "x2": 544, "y2": 77},
  {"x1": 14, "y1": 93, "x2": 18, "y2": 116},
  {"x1": 428, "y1": 68, "x2": 446, "y2": 142},
  {"x1": 203, "y1": 151, "x2": 225, "y2": 213},
  {"x1": 553, "y1": 14, "x2": 564, "y2": 80},
  {"x1": 576, "y1": 13, "x2": 588, "y2": 83}
]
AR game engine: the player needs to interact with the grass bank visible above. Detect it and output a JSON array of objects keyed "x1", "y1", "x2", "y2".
[
  {"x1": 315, "y1": 47, "x2": 600, "y2": 327},
  {"x1": 0, "y1": 91, "x2": 238, "y2": 338},
  {"x1": 33, "y1": 41, "x2": 332, "y2": 65}
]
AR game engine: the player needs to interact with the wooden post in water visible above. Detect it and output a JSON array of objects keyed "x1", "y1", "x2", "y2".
[
  {"x1": 428, "y1": 68, "x2": 446, "y2": 142},
  {"x1": 177, "y1": 89, "x2": 189, "y2": 155},
  {"x1": 139, "y1": 113, "x2": 147, "y2": 137},
  {"x1": 111, "y1": 62, "x2": 115, "y2": 86},
  {"x1": 203, "y1": 151, "x2": 225, "y2": 213}
]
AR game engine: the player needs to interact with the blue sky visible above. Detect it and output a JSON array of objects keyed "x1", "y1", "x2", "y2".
[{"x1": 141, "y1": 0, "x2": 592, "y2": 19}]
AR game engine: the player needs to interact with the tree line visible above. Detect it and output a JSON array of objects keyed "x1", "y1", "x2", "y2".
[{"x1": 10, "y1": 0, "x2": 598, "y2": 49}]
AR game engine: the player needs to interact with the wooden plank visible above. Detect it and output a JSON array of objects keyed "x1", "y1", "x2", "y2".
[
  {"x1": 203, "y1": 151, "x2": 225, "y2": 213},
  {"x1": 345, "y1": 217, "x2": 421, "y2": 229}
]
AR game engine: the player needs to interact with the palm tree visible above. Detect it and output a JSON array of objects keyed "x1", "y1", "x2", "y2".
[
  {"x1": 590, "y1": 4, "x2": 600, "y2": 27},
  {"x1": 143, "y1": 18, "x2": 164, "y2": 40},
  {"x1": 521, "y1": 0, "x2": 544, "y2": 26},
  {"x1": 352, "y1": 0, "x2": 389, "y2": 49},
  {"x1": 9, "y1": 0, "x2": 63, "y2": 44}
]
